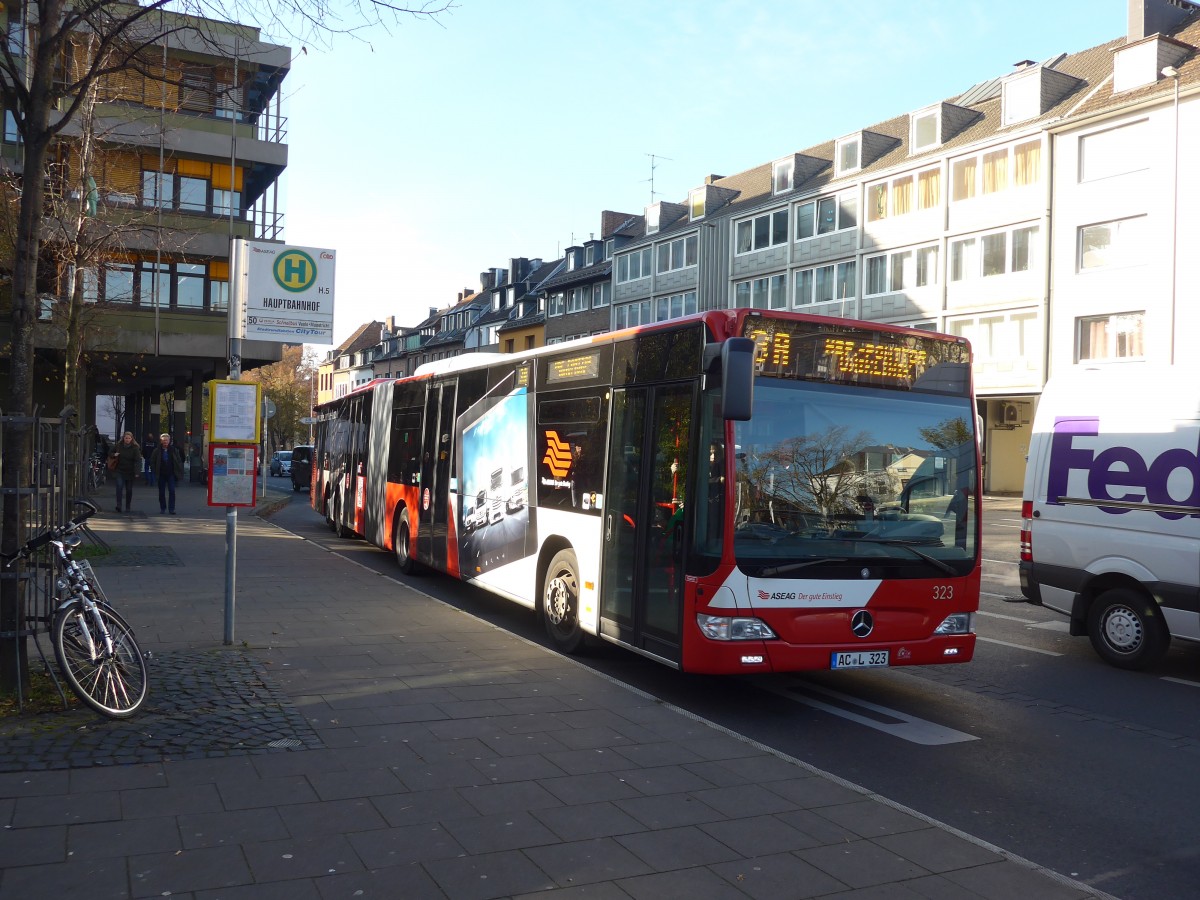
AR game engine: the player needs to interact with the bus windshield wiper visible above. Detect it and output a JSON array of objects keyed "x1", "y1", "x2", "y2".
[
  {"x1": 760, "y1": 557, "x2": 848, "y2": 577},
  {"x1": 851, "y1": 537, "x2": 957, "y2": 575}
]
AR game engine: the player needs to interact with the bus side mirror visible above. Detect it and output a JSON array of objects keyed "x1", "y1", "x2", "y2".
[{"x1": 720, "y1": 337, "x2": 754, "y2": 421}]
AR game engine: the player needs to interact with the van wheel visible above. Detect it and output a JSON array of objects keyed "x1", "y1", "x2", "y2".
[
  {"x1": 394, "y1": 509, "x2": 418, "y2": 575},
  {"x1": 1087, "y1": 588, "x2": 1170, "y2": 670},
  {"x1": 543, "y1": 549, "x2": 584, "y2": 654}
]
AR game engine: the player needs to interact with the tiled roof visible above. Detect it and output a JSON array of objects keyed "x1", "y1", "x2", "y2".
[
  {"x1": 540, "y1": 260, "x2": 613, "y2": 291},
  {"x1": 335, "y1": 321, "x2": 384, "y2": 356},
  {"x1": 498, "y1": 310, "x2": 545, "y2": 332}
]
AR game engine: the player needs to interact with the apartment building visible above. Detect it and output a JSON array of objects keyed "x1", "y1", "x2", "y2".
[{"x1": 1, "y1": 7, "x2": 290, "y2": 439}]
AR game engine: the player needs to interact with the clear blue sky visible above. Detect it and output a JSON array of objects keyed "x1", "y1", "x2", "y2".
[{"x1": 274, "y1": 0, "x2": 1122, "y2": 347}]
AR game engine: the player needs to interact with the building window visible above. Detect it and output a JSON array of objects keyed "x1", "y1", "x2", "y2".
[
  {"x1": 592, "y1": 282, "x2": 611, "y2": 308},
  {"x1": 836, "y1": 135, "x2": 860, "y2": 175},
  {"x1": 1079, "y1": 121, "x2": 1149, "y2": 182},
  {"x1": 951, "y1": 226, "x2": 1038, "y2": 280},
  {"x1": 734, "y1": 274, "x2": 787, "y2": 310},
  {"x1": 794, "y1": 260, "x2": 856, "y2": 305},
  {"x1": 952, "y1": 139, "x2": 1041, "y2": 201},
  {"x1": 585, "y1": 244, "x2": 595, "y2": 266},
  {"x1": 689, "y1": 189, "x2": 705, "y2": 220},
  {"x1": 735, "y1": 209, "x2": 788, "y2": 254},
  {"x1": 773, "y1": 157, "x2": 794, "y2": 193},
  {"x1": 614, "y1": 299, "x2": 653, "y2": 329},
  {"x1": 1078, "y1": 217, "x2": 1144, "y2": 270},
  {"x1": 911, "y1": 107, "x2": 939, "y2": 152},
  {"x1": 566, "y1": 285, "x2": 592, "y2": 313},
  {"x1": 796, "y1": 191, "x2": 856, "y2": 240},
  {"x1": 655, "y1": 291, "x2": 698, "y2": 321},
  {"x1": 656, "y1": 234, "x2": 698, "y2": 273},
  {"x1": 1077, "y1": 312, "x2": 1145, "y2": 361},
  {"x1": 4, "y1": 109, "x2": 20, "y2": 144},
  {"x1": 616, "y1": 247, "x2": 654, "y2": 283},
  {"x1": 548, "y1": 292, "x2": 565, "y2": 316},
  {"x1": 866, "y1": 166, "x2": 939, "y2": 222},
  {"x1": 863, "y1": 245, "x2": 938, "y2": 295}
]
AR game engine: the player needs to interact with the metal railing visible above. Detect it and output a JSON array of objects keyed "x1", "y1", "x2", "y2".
[{"x1": 0, "y1": 410, "x2": 103, "y2": 707}]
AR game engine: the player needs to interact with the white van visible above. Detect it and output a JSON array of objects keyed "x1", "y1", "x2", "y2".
[{"x1": 1020, "y1": 367, "x2": 1200, "y2": 669}]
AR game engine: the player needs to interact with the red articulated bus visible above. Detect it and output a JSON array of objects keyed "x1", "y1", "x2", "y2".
[{"x1": 312, "y1": 308, "x2": 980, "y2": 674}]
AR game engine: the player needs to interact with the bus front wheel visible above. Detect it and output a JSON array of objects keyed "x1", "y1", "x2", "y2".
[
  {"x1": 543, "y1": 549, "x2": 584, "y2": 654},
  {"x1": 394, "y1": 510, "x2": 418, "y2": 575},
  {"x1": 1087, "y1": 587, "x2": 1170, "y2": 670}
]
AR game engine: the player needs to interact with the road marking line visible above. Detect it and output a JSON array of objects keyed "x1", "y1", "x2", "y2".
[
  {"x1": 1029, "y1": 620, "x2": 1071, "y2": 632},
  {"x1": 977, "y1": 610, "x2": 1038, "y2": 624},
  {"x1": 990, "y1": 523, "x2": 1021, "y2": 528},
  {"x1": 976, "y1": 636, "x2": 1062, "y2": 656},
  {"x1": 1163, "y1": 677, "x2": 1200, "y2": 688},
  {"x1": 760, "y1": 682, "x2": 979, "y2": 746},
  {"x1": 980, "y1": 590, "x2": 1023, "y2": 600}
]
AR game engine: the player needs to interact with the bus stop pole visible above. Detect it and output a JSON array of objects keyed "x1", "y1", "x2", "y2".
[
  {"x1": 223, "y1": 238, "x2": 245, "y2": 646},
  {"x1": 224, "y1": 338, "x2": 240, "y2": 646}
]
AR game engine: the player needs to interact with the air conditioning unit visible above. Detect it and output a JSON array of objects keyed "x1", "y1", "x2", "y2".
[{"x1": 1002, "y1": 402, "x2": 1020, "y2": 425}]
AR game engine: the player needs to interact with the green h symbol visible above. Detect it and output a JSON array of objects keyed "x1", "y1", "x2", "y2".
[{"x1": 283, "y1": 256, "x2": 308, "y2": 284}]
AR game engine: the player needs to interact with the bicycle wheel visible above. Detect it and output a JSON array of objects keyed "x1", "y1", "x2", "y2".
[{"x1": 52, "y1": 600, "x2": 149, "y2": 718}]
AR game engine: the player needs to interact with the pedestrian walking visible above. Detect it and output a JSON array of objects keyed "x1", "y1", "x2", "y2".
[
  {"x1": 142, "y1": 432, "x2": 158, "y2": 486},
  {"x1": 148, "y1": 432, "x2": 185, "y2": 514},
  {"x1": 110, "y1": 431, "x2": 142, "y2": 513}
]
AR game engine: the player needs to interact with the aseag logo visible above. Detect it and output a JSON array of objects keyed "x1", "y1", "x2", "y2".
[
  {"x1": 543, "y1": 431, "x2": 572, "y2": 478},
  {"x1": 273, "y1": 249, "x2": 318, "y2": 293}
]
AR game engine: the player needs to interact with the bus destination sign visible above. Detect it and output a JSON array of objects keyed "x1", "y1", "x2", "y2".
[{"x1": 743, "y1": 318, "x2": 968, "y2": 392}]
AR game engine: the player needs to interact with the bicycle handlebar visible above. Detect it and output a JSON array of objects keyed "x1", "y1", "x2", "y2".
[{"x1": 1, "y1": 499, "x2": 98, "y2": 568}]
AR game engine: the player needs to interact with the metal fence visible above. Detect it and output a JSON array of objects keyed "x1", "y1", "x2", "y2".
[{"x1": 0, "y1": 410, "x2": 104, "y2": 705}]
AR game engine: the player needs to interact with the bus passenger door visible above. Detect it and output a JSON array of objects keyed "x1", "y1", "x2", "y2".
[
  {"x1": 418, "y1": 380, "x2": 457, "y2": 569},
  {"x1": 599, "y1": 384, "x2": 692, "y2": 666}
]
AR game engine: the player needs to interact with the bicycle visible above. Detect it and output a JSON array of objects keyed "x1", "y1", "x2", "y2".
[
  {"x1": 87, "y1": 454, "x2": 107, "y2": 492},
  {"x1": 2, "y1": 498, "x2": 149, "y2": 718}
]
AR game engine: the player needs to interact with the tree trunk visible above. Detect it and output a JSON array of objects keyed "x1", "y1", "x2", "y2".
[{"x1": 1, "y1": 3, "x2": 64, "y2": 696}]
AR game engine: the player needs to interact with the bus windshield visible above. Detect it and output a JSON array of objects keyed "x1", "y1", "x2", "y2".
[{"x1": 730, "y1": 379, "x2": 977, "y2": 577}]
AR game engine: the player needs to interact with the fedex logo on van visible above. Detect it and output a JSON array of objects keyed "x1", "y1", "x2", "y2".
[{"x1": 1047, "y1": 417, "x2": 1200, "y2": 519}]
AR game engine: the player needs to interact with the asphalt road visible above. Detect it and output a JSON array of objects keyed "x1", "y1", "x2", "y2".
[{"x1": 273, "y1": 495, "x2": 1200, "y2": 900}]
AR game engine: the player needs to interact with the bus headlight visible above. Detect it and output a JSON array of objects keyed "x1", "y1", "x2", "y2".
[
  {"x1": 934, "y1": 613, "x2": 974, "y2": 635},
  {"x1": 697, "y1": 614, "x2": 776, "y2": 641}
]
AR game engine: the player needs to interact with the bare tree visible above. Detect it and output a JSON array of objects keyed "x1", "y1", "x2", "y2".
[{"x1": 0, "y1": 0, "x2": 453, "y2": 697}]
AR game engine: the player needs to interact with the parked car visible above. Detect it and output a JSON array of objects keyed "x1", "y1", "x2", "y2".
[
  {"x1": 289, "y1": 445, "x2": 314, "y2": 492},
  {"x1": 270, "y1": 450, "x2": 292, "y2": 477}
]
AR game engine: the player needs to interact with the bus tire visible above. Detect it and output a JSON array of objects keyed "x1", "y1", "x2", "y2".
[
  {"x1": 394, "y1": 509, "x2": 418, "y2": 575},
  {"x1": 1087, "y1": 587, "x2": 1170, "y2": 670},
  {"x1": 543, "y1": 549, "x2": 584, "y2": 654},
  {"x1": 333, "y1": 499, "x2": 353, "y2": 539}
]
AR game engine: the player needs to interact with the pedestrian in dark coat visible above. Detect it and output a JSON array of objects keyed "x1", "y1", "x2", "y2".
[
  {"x1": 110, "y1": 431, "x2": 142, "y2": 512},
  {"x1": 148, "y1": 432, "x2": 185, "y2": 514}
]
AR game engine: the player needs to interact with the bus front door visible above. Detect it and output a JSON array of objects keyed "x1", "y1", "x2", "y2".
[
  {"x1": 418, "y1": 380, "x2": 457, "y2": 570},
  {"x1": 599, "y1": 385, "x2": 692, "y2": 666}
]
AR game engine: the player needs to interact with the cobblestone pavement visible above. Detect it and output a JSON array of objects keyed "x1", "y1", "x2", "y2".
[{"x1": 0, "y1": 649, "x2": 321, "y2": 773}]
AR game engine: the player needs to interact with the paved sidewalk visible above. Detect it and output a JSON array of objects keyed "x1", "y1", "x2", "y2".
[{"x1": 0, "y1": 481, "x2": 1108, "y2": 899}]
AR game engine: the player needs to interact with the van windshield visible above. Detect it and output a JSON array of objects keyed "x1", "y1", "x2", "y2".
[{"x1": 729, "y1": 379, "x2": 977, "y2": 578}]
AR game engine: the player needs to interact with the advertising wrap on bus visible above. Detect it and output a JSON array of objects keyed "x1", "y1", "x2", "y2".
[
  {"x1": 312, "y1": 309, "x2": 981, "y2": 675},
  {"x1": 1020, "y1": 366, "x2": 1200, "y2": 669}
]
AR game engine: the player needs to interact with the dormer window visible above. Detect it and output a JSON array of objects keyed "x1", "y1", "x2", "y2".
[
  {"x1": 772, "y1": 157, "x2": 794, "y2": 194},
  {"x1": 689, "y1": 188, "x2": 705, "y2": 221},
  {"x1": 835, "y1": 136, "x2": 861, "y2": 175},
  {"x1": 585, "y1": 245, "x2": 595, "y2": 266},
  {"x1": 1002, "y1": 71, "x2": 1039, "y2": 126},
  {"x1": 911, "y1": 107, "x2": 940, "y2": 152},
  {"x1": 646, "y1": 203, "x2": 661, "y2": 234},
  {"x1": 604, "y1": 239, "x2": 613, "y2": 260}
]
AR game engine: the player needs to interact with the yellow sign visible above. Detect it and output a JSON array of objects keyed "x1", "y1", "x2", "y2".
[{"x1": 208, "y1": 380, "x2": 262, "y2": 444}]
